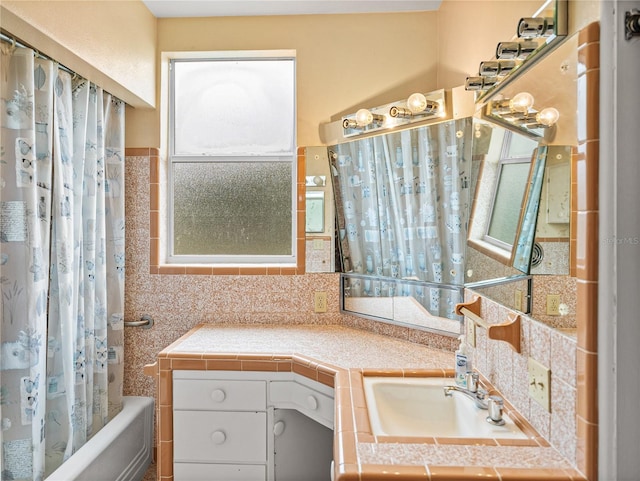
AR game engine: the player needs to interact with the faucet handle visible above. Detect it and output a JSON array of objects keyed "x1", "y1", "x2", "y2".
[
  {"x1": 465, "y1": 371, "x2": 479, "y2": 393},
  {"x1": 486, "y1": 395, "x2": 506, "y2": 425}
]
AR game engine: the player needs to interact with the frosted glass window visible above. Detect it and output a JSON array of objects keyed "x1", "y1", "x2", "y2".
[
  {"x1": 173, "y1": 162, "x2": 292, "y2": 256},
  {"x1": 173, "y1": 59, "x2": 294, "y2": 156},
  {"x1": 487, "y1": 162, "x2": 530, "y2": 245},
  {"x1": 168, "y1": 53, "x2": 296, "y2": 265},
  {"x1": 505, "y1": 132, "x2": 538, "y2": 159}
]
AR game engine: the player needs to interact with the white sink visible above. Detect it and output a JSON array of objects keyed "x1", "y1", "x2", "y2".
[{"x1": 363, "y1": 376, "x2": 528, "y2": 439}]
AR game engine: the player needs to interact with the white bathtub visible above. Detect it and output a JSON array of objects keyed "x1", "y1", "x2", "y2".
[{"x1": 46, "y1": 396, "x2": 154, "y2": 481}]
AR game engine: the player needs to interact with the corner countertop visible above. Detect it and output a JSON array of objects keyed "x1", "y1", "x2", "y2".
[{"x1": 154, "y1": 324, "x2": 584, "y2": 481}]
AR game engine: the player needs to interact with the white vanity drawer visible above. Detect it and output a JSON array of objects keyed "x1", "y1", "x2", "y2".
[
  {"x1": 270, "y1": 380, "x2": 334, "y2": 428},
  {"x1": 174, "y1": 462, "x2": 266, "y2": 481},
  {"x1": 173, "y1": 378, "x2": 266, "y2": 411},
  {"x1": 173, "y1": 411, "x2": 267, "y2": 463}
]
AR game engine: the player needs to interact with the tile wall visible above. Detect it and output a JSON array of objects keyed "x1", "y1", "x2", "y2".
[{"x1": 462, "y1": 292, "x2": 578, "y2": 463}]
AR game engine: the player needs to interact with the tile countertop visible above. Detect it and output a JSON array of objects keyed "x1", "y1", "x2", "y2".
[{"x1": 154, "y1": 324, "x2": 584, "y2": 481}]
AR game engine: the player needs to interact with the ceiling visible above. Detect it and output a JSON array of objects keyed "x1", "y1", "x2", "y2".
[{"x1": 141, "y1": 0, "x2": 442, "y2": 18}]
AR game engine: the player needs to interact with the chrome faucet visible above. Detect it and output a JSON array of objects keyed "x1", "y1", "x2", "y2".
[
  {"x1": 443, "y1": 372, "x2": 489, "y2": 409},
  {"x1": 443, "y1": 372, "x2": 506, "y2": 425}
]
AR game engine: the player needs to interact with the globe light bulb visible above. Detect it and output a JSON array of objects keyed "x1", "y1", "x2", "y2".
[
  {"x1": 355, "y1": 108, "x2": 374, "y2": 127},
  {"x1": 509, "y1": 92, "x2": 535, "y2": 113},
  {"x1": 535, "y1": 107, "x2": 560, "y2": 126},
  {"x1": 407, "y1": 93, "x2": 428, "y2": 114}
]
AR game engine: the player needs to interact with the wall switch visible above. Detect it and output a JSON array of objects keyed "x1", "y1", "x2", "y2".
[
  {"x1": 546, "y1": 294, "x2": 561, "y2": 315},
  {"x1": 465, "y1": 319, "x2": 476, "y2": 347},
  {"x1": 314, "y1": 291, "x2": 327, "y2": 313},
  {"x1": 528, "y1": 357, "x2": 551, "y2": 412},
  {"x1": 514, "y1": 289, "x2": 523, "y2": 311}
]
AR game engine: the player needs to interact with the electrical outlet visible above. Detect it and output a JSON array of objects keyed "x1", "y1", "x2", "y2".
[
  {"x1": 514, "y1": 289, "x2": 523, "y2": 311},
  {"x1": 546, "y1": 294, "x2": 561, "y2": 315},
  {"x1": 528, "y1": 357, "x2": 551, "y2": 412},
  {"x1": 314, "y1": 291, "x2": 327, "y2": 313},
  {"x1": 465, "y1": 320, "x2": 476, "y2": 347}
]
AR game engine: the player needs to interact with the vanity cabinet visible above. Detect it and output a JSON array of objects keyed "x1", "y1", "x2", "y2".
[{"x1": 171, "y1": 370, "x2": 334, "y2": 481}]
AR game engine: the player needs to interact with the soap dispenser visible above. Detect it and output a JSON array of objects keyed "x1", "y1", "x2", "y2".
[{"x1": 455, "y1": 335, "x2": 471, "y2": 387}]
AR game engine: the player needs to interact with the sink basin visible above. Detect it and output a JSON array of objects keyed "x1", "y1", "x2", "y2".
[{"x1": 363, "y1": 376, "x2": 528, "y2": 439}]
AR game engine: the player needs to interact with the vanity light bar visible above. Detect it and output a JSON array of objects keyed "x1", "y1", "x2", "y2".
[
  {"x1": 464, "y1": 0, "x2": 568, "y2": 96},
  {"x1": 340, "y1": 89, "x2": 448, "y2": 138}
]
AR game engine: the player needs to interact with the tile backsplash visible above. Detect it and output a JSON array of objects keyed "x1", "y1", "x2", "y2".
[{"x1": 464, "y1": 290, "x2": 578, "y2": 466}]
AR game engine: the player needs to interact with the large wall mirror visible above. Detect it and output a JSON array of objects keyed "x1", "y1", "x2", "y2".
[
  {"x1": 319, "y1": 0, "x2": 577, "y2": 336},
  {"x1": 469, "y1": 29, "x2": 578, "y2": 332}
]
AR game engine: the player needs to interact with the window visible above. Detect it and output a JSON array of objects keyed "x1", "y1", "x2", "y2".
[
  {"x1": 483, "y1": 131, "x2": 538, "y2": 250},
  {"x1": 168, "y1": 52, "x2": 296, "y2": 266}
]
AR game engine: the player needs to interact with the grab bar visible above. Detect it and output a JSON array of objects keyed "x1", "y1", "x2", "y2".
[{"x1": 124, "y1": 315, "x2": 154, "y2": 329}]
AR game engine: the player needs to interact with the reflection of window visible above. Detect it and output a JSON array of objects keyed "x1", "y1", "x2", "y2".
[
  {"x1": 483, "y1": 131, "x2": 538, "y2": 250},
  {"x1": 168, "y1": 53, "x2": 296, "y2": 265}
]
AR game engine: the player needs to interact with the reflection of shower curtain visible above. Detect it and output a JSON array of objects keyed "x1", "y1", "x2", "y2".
[
  {"x1": 0, "y1": 44, "x2": 125, "y2": 479},
  {"x1": 331, "y1": 118, "x2": 472, "y2": 319}
]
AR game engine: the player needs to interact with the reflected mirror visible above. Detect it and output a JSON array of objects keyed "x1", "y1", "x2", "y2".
[
  {"x1": 329, "y1": 117, "x2": 474, "y2": 335},
  {"x1": 323, "y1": 0, "x2": 577, "y2": 335},
  {"x1": 467, "y1": 31, "x2": 578, "y2": 328}
]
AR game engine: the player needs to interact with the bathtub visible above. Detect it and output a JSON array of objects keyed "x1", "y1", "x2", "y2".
[{"x1": 46, "y1": 396, "x2": 154, "y2": 481}]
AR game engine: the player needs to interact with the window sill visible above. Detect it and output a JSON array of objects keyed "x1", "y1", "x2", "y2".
[{"x1": 151, "y1": 264, "x2": 304, "y2": 276}]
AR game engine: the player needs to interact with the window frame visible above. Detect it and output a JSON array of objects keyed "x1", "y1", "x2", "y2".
[
  {"x1": 166, "y1": 51, "x2": 297, "y2": 267},
  {"x1": 482, "y1": 131, "x2": 534, "y2": 252}
]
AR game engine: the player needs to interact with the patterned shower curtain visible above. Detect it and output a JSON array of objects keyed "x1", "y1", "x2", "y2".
[
  {"x1": 331, "y1": 118, "x2": 472, "y2": 319},
  {"x1": 0, "y1": 44, "x2": 125, "y2": 480}
]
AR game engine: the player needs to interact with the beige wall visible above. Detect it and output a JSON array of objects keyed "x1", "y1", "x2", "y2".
[
  {"x1": 126, "y1": 11, "x2": 439, "y2": 148},
  {"x1": 0, "y1": 0, "x2": 156, "y2": 108}
]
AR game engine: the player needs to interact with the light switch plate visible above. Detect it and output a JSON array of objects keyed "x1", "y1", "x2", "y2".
[
  {"x1": 465, "y1": 319, "x2": 476, "y2": 347},
  {"x1": 528, "y1": 357, "x2": 551, "y2": 412},
  {"x1": 514, "y1": 289, "x2": 523, "y2": 311}
]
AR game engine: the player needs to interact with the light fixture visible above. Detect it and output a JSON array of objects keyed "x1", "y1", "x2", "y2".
[
  {"x1": 389, "y1": 92, "x2": 440, "y2": 118},
  {"x1": 336, "y1": 88, "x2": 448, "y2": 140},
  {"x1": 495, "y1": 40, "x2": 538, "y2": 60},
  {"x1": 535, "y1": 107, "x2": 560, "y2": 126},
  {"x1": 478, "y1": 60, "x2": 517, "y2": 77},
  {"x1": 342, "y1": 118, "x2": 358, "y2": 129},
  {"x1": 509, "y1": 92, "x2": 535, "y2": 113},
  {"x1": 355, "y1": 108, "x2": 385, "y2": 127},
  {"x1": 517, "y1": 17, "x2": 554, "y2": 38},
  {"x1": 464, "y1": 76, "x2": 498, "y2": 91},
  {"x1": 342, "y1": 108, "x2": 386, "y2": 130}
]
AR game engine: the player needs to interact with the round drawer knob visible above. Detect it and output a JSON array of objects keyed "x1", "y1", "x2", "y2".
[
  {"x1": 211, "y1": 430, "x2": 226, "y2": 444},
  {"x1": 273, "y1": 421, "x2": 285, "y2": 436},
  {"x1": 307, "y1": 395, "x2": 318, "y2": 410},
  {"x1": 211, "y1": 389, "x2": 226, "y2": 402}
]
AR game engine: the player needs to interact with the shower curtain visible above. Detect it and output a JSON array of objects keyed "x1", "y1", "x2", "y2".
[
  {"x1": 331, "y1": 118, "x2": 472, "y2": 319},
  {"x1": 0, "y1": 44, "x2": 125, "y2": 479}
]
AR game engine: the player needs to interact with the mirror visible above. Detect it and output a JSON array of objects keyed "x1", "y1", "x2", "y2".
[
  {"x1": 468, "y1": 31, "x2": 578, "y2": 328},
  {"x1": 305, "y1": 146, "x2": 336, "y2": 273},
  {"x1": 466, "y1": 120, "x2": 542, "y2": 278},
  {"x1": 329, "y1": 117, "x2": 474, "y2": 336},
  {"x1": 323, "y1": 0, "x2": 577, "y2": 334}
]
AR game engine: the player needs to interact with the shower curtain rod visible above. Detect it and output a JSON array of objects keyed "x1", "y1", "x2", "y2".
[{"x1": 1, "y1": 29, "x2": 77, "y2": 78}]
